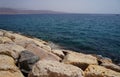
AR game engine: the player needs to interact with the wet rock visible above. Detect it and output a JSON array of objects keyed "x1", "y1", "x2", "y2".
[
  {"x1": 62, "y1": 52, "x2": 98, "y2": 70},
  {"x1": 84, "y1": 65, "x2": 120, "y2": 77},
  {"x1": 0, "y1": 43, "x2": 25, "y2": 60},
  {"x1": 0, "y1": 54, "x2": 24, "y2": 77},
  {"x1": 28, "y1": 60, "x2": 84, "y2": 77},
  {"x1": 101, "y1": 63, "x2": 120, "y2": 72},
  {"x1": 18, "y1": 50, "x2": 40, "y2": 75},
  {"x1": 26, "y1": 43, "x2": 61, "y2": 61}
]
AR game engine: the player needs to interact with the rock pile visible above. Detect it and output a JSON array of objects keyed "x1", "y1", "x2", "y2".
[{"x1": 0, "y1": 29, "x2": 120, "y2": 77}]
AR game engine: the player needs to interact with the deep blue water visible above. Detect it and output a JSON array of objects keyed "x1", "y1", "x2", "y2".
[{"x1": 0, "y1": 14, "x2": 120, "y2": 64}]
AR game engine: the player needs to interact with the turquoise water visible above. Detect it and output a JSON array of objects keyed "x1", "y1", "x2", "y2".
[{"x1": 0, "y1": 14, "x2": 120, "y2": 63}]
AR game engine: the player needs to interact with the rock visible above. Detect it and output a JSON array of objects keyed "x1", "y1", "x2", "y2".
[
  {"x1": 62, "y1": 52, "x2": 98, "y2": 70},
  {"x1": 0, "y1": 31, "x2": 3, "y2": 36},
  {"x1": 93, "y1": 55, "x2": 112, "y2": 64},
  {"x1": 15, "y1": 39, "x2": 35, "y2": 48},
  {"x1": 26, "y1": 43, "x2": 61, "y2": 61},
  {"x1": 4, "y1": 31, "x2": 15, "y2": 40},
  {"x1": 28, "y1": 60, "x2": 84, "y2": 77},
  {"x1": 0, "y1": 54, "x2": 24, "y2": 77},
  {"x1": 0, "y1": 36, "x2": 13, "y2": 44},
  {"x1": 51, "y1": 49, "x2": 65, "y2": 58},
  {"x1": 33, "y1": 38, "x2": 51, "y2": 52},
  {"x1": 84, "y1": 65, "x2": 120, "y2": 77},
  {"x1": 0, "y1": 43, "x2": 25, "y2": 60},
  {"x1": 18, "y1": 50, "x2": 40, "y2": 74},
  {"x1": 101, "y1": 63, "x2": 120, "y2": 72}
]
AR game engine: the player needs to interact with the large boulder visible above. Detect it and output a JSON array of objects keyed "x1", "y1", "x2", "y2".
[
  {"x1": 62, "y1": 52, "x2": 98, "y2": 70},
  {"x1": 18, "y1": 50, "x2": 40, "y2": 74},
  {"x1": 26, "y1": 43, "x2": 61, "y2": 61},
  {"x1": 28, "y1": 60, "x2": 84, "y2": 77},
  {"x1": 0, "y1": 36, "x2": 13, "y2": 44},
  {"x1": 0, "y1": 54, "x2": 24, "y2": 77},
  {"x1": 101, "y1": 63, "x2": 120, "y2": 72},
  {"x1": 84, "y1": 65, "x2": 120, "y2": 77},
  {"x1": 0, "y1": 43, "x2": 25, "y2": 60}
]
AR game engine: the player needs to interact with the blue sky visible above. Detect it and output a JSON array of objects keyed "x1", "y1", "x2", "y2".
[{"x1": 0, "y1": 0, "x2": 120, "y2": 14}]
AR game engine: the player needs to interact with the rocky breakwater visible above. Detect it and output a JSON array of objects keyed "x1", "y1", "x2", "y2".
[{"x1": 0, "y1": 29, "x2": 120, "y2": 77}]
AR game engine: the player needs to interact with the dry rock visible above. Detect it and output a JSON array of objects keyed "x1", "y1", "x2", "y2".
[
  {"x1": 0, "y1": 54, "x2": 24, "y2": 77},
  {"x1": 26, "y1": 43, "x2": 61, "y2": 61},
  {"x1": 0, "y1": 36, "x2": 13, "y2": 44},
  {"x1": 101, "y1": 63, "x2": 120, "y2": 72},
  {"x1": 0, "y1": 31, "x2": 3, "y2": 36},
  {"x1": 84, "y1": 65, "x2": 120, "y2": 77},
  {"x1": 51, "y1": 49, "x2": 65, "y2": 58},
  {"x1": 62, "y1": 52, "x2": 98, "y2": 70},
  {"x1": 28, "y1": 60, "x2": 84, "y2": 77},
  {"x1": 0, "y1": 43, "x2": 25, "y2": 60}
]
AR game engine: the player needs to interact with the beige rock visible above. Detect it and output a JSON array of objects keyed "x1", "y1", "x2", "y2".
[
  {"x1": 0, "y1": 36, "x2": 13, "y2": 44},
  {"x1": 62, "y1": 52, "x2": 98, "y2": 70},
  {"x1": 0, "y1": 54, "x2": 24, "y2": 77},
  {"x1": 26, "y1": 43, "x2": 61, "y2": 61},
  {"x1": 101, "y1": 63, "x2": 120, "y2": 72},
  {"x1": 33, "y1": 38, "x2": 51, "y2": 52},
  {"x1": 84, "y1": 65, "x2": 120, "y2": 77},
  {"x1": 93, "y1": 55, "x2": 112, "y2": 64},
  {"x1": 4, "y1": 31, "x2": 15, "y2": 40},
  {"x1": 28, "y1": 60, "x2": 84, "y2": 77},
  {"x1": 0, "y1": 44, "x2": 25, "y2": 59},
  {"x1": 0, "y1": 31, "x2": 3, "y2": 36},
  {"x1": 51, "y1": 49, "x2": 65, "y2": 58},
  {"x1": 3, "y1": 30, "x2": 51, "y2": 51}
]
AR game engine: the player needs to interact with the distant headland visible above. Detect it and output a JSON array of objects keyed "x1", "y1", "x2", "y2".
[{"x1": 0, "y1": 8, "x2": 66, "y2": 14}]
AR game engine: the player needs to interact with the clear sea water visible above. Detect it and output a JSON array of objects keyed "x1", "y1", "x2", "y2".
[{"x1": 0, "y1": 14, "x2": 120, "y2": 64}]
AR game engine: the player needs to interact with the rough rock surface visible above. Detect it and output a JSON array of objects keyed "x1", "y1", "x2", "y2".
[
  {"x1": 0, "y1": 54, "x2": 24, "y2": 77},
  {"x1": 18, "y1": 50, "x2": 40, "y2": 74},
  {"x1": 26, "y1": 43, "x2": 61, "y2": 61},
  {"x1": 0, "y1": 43, "x2": 25, "y2": 60},
  {"x1": 84, "y1": 65, "x2": 120, "y2": 77},
  {"x1": 101, "y1": 63, "x2": 120, "y2": 72},
  {"x1": 0, "y1": 31, "x2": 3, "y2": 36},
  {"x1": 51, "y1": 49, "x2": 65, "y2": 58},
  {"x1": 28, "y1": 60, "x2": 84, "y2": 77},
  {"x1": 0, "y1": 36, "x2": 13, "y2": 44},
  {"x1": 62, "y1": 52, "x2": 98, "y2": 70}
]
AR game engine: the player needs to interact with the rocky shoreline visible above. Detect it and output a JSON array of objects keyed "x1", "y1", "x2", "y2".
[{"x1": 0, "y1": 29, "x2": 120, "y2": 77}]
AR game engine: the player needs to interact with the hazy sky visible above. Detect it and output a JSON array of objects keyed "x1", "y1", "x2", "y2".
[{"x1": 0, "y1": 0, "x2": 120, "y2": 14}]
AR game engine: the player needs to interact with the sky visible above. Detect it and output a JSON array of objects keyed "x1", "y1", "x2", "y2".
[{"x1": 0, "y1": 0, "x2": 120, "y2": 14}]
